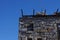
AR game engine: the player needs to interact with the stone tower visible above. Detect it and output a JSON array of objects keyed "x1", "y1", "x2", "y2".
[{"x1": 18, "y1": 10, "x2": 60, "y2": 40}]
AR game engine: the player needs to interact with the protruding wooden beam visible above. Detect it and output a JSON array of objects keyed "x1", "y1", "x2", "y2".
[
  {"x1": 21, "y1": 9, "x2": 23, "y2": 17},
  {"x1": 56, "y1": 8, "x2": 59, "y2": 13},
  {"x1": 33, "y1": 9, "x2": 35, "y2": 16},
  {"x1": 44, "y1": 9, "x2": 46, "y2": 14}
]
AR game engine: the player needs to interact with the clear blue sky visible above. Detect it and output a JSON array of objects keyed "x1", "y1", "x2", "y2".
[{"x1": 0, "y1": 0, "x2": 60, "y2": 40}]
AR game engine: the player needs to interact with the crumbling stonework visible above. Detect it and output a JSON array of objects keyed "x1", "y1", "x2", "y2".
[{"x1": 18, "y1": 12, "x2": 60, "y2": 40}]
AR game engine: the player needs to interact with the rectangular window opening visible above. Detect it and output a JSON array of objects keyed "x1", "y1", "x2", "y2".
[
  {"x1": 37, "y1": 38, "x2": 42, "y2": 40},
  {"x1": 57, "y1": 23, "x2": 60, "y2": 40},
  {"x1": 27, "y1": 23, "x2": 34, "y2": 31},
  {"x1": 27, "y1": 38, "x2": 32, "y2": 40}
]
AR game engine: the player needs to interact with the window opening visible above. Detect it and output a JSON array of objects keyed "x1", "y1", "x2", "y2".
[
  {"x1": 27, "y1": 23, "x2": 33, "y2": 31},
  {"x1": 27, "y1": 38, "x2": 32, "y2": 40},
  {"x1": 57, "y1": 23, "x2": 60, "y2": 40},
  {"x1": 37, "y1": 38, "x2": 42, "y2": 40}
]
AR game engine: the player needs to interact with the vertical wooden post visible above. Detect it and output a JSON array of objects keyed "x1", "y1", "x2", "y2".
[
  {"x1": 21, "y1": 9, "x2": 23, "y2": 17},
  {"x1": 33, "y1": 9, "x2": 35, "y2": 16}
]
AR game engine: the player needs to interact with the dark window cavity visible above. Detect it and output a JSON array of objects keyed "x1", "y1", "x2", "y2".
[
  {"x1": 27, "y1": 38, "x2": 32, "y2": 40},
  {"x1": 27, "y1": 23, "x2": 33, "y2": 31},
  {"x1": 57, "y1": 23, "x2": 60, "y2": 40},
  {"x1": 37, "y1": 38, "x2": 42, "y2": 40}
]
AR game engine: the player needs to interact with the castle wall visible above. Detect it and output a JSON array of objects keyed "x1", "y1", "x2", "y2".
[{"x1": 19, "y1": 17, "x2": 60, "y2": 40}]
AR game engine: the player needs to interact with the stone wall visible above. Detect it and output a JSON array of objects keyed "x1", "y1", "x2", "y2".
[{"x1": 19, "y1": 17, "x2": 60, "y2": 40}]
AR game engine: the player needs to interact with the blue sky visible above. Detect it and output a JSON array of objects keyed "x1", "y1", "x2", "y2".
[{"x1": 0, "y1": 0, "x2": 60, "y2": 40}]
